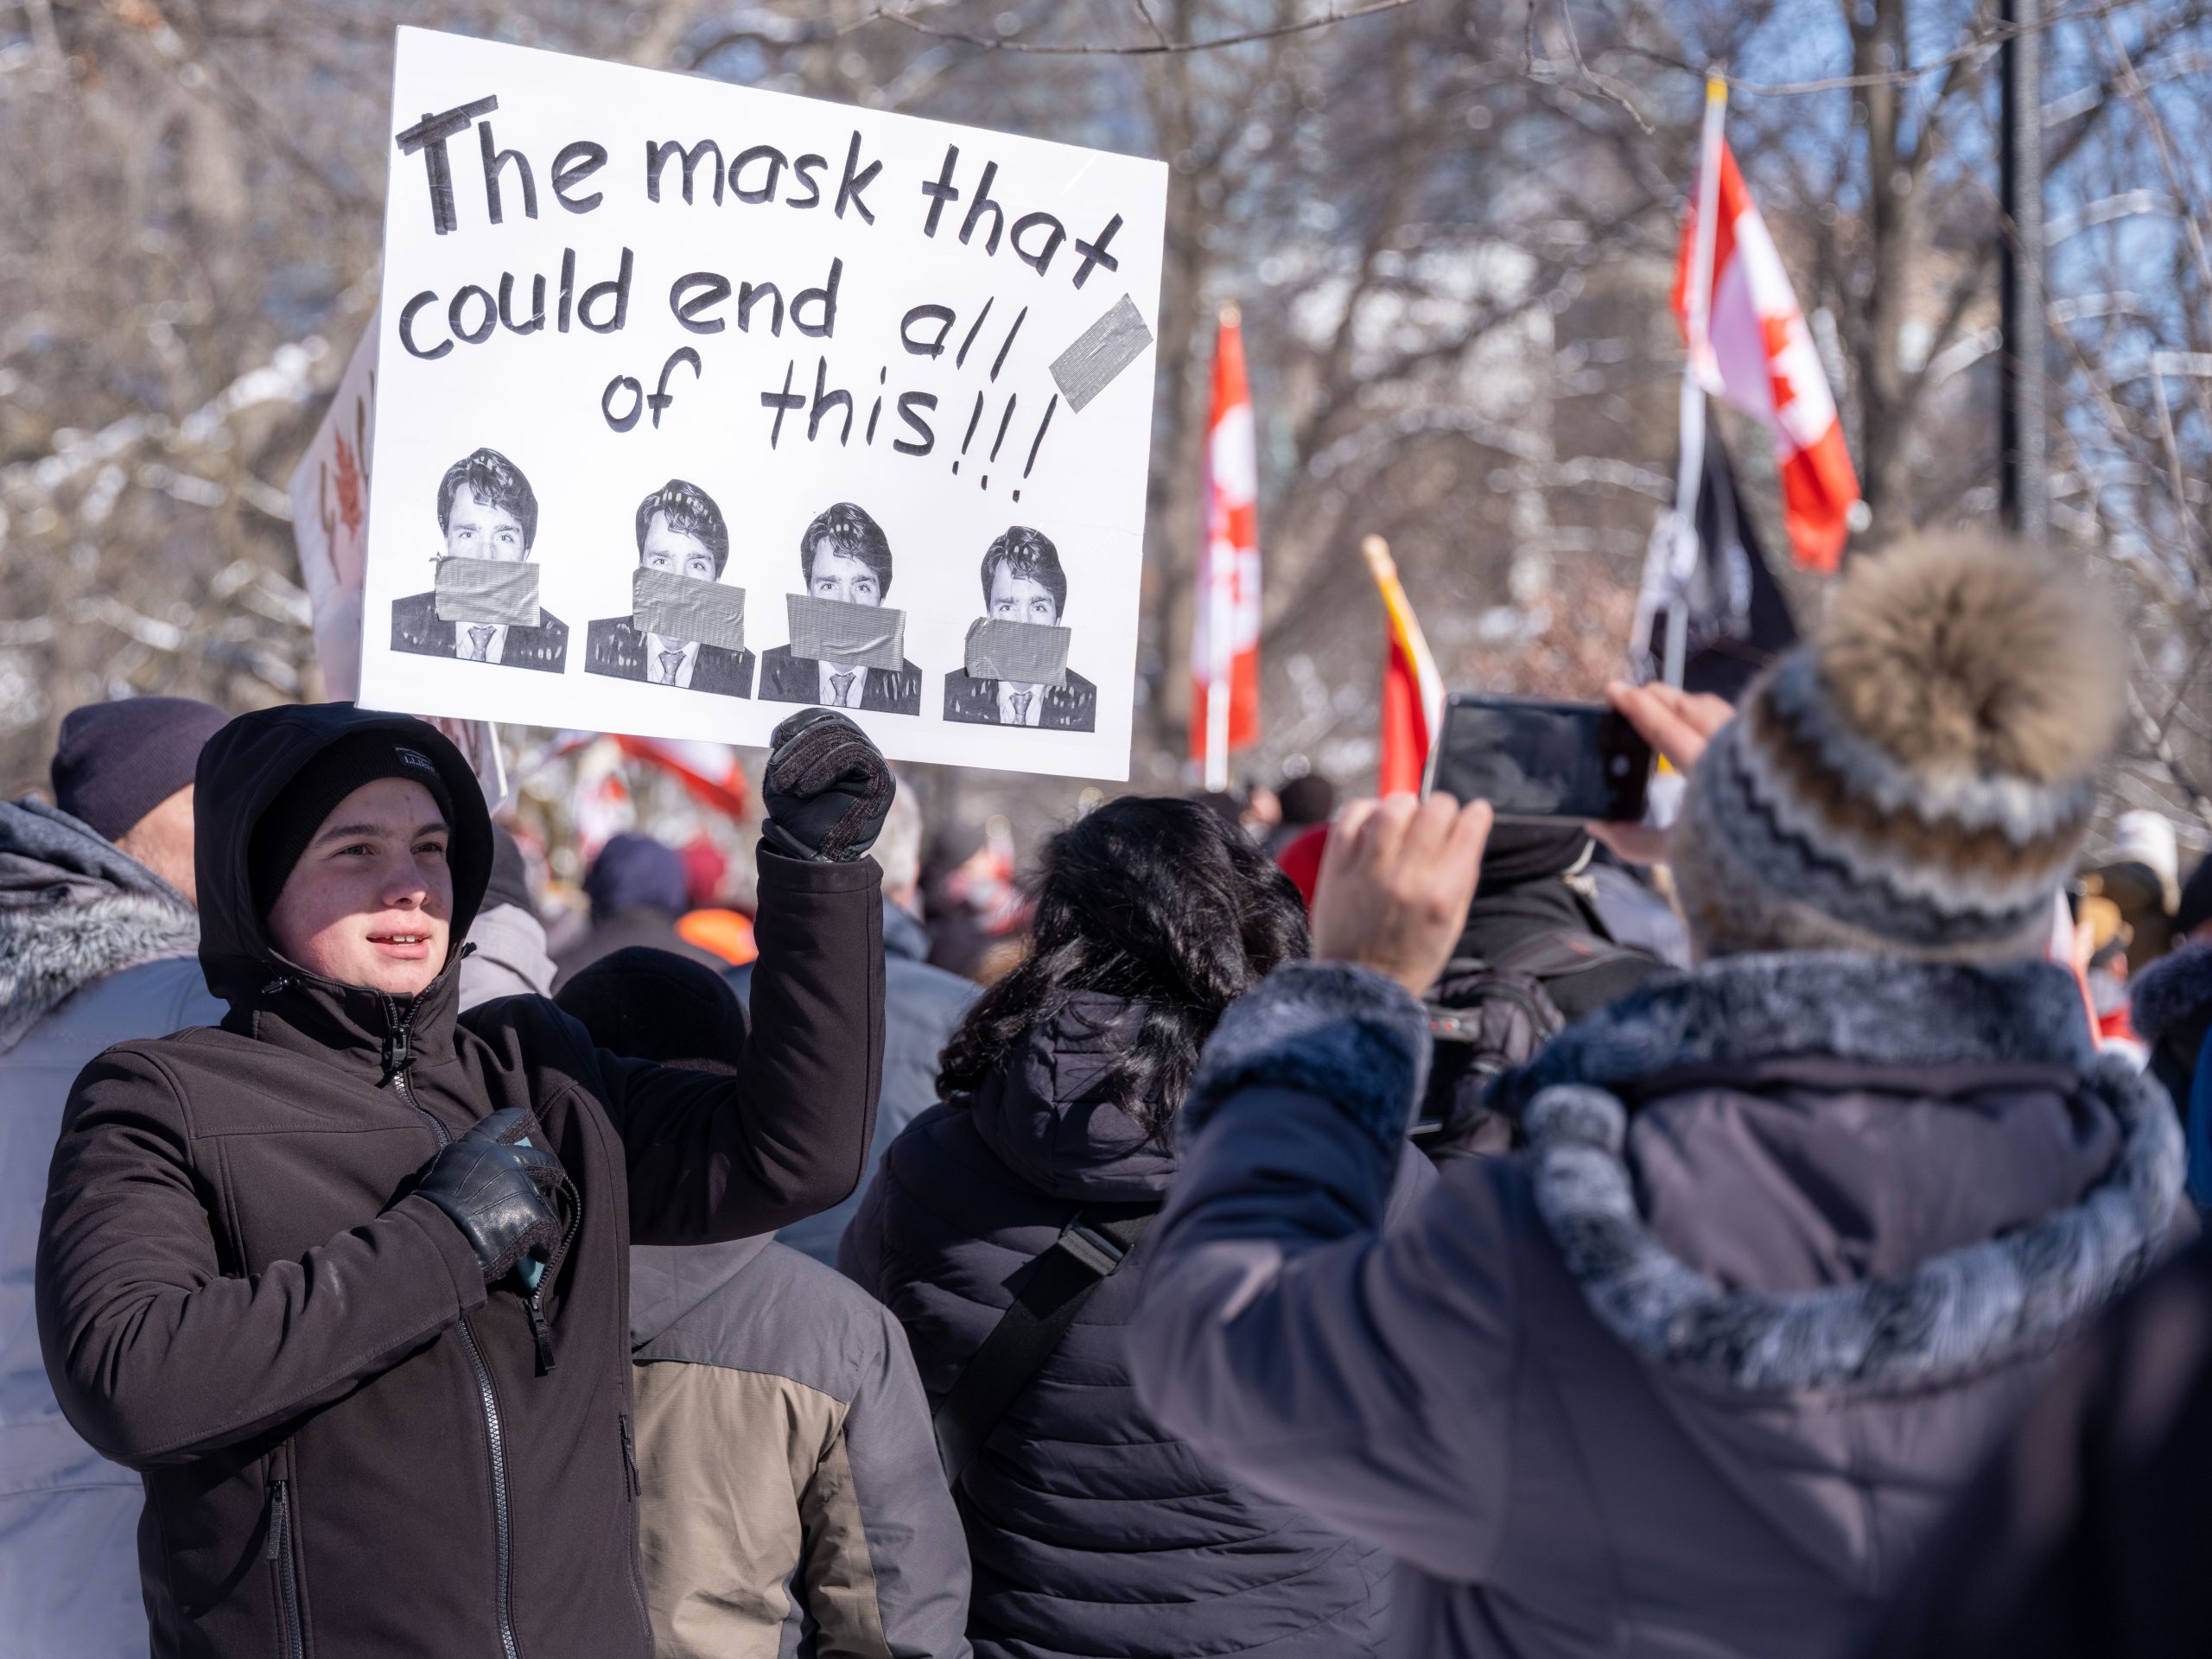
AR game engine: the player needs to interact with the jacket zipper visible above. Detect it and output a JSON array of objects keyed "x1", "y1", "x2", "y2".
[
  {"x1": 618, "y1": 1414, "x2": 652, "y2": 1640},
  {"x1": 264, "y1": 1478, "x2": 306, "y2": 1659},
  {"x1": 619, "y1": 1412, "x2": 641, "y2": 1498},
  {"x1": 384, "y1": 996, "x2": 524, "y2": 1659}
]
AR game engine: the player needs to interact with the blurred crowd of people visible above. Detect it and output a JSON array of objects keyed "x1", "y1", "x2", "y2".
[{"x1": 7, "y1": 530, "x2": 2212, "y2": 1657}]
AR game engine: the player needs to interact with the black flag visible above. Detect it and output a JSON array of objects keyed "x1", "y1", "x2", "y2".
[{"x1": 1643, "y1": 413, "x2": 1799, "y2": 702}]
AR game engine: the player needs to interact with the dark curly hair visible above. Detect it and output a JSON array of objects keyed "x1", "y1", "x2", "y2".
[
  {"x1": 635, "y1": 478, "x2": 729, "y2": 577},
  {"x1": 980, "y1": 524, "x2": 1067, "y2": 618},
  {"x1": 936, "y1": 796, "x2": 1309, "y2": 1138},
  {"x1": 799, "y1": 501, "x2": 893, "y2": 598},
  {"x1": 436, "y1": 447, "x2": 537, "y2": 551}
]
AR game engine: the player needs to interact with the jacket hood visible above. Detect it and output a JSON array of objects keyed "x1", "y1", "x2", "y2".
[
  {"x1": 0, "y1": 798, "x2": 200, "y2": 1052},
  {"x1": 966, "y1": 993, "x2": 1178, "y2": 1203},
  {"x1": 2130, "y1": 939, "x2": 2212, "y2": 1047},
  {"x1": 1503, "y1": 952, "x2": 2183, "y2": 1396},
  {"x1": 628, "y1": 1235, "x2": 774, "y2": 1346},
  {"x1": 193, "y1": 703, "x2": 493, "y2": 1008}
]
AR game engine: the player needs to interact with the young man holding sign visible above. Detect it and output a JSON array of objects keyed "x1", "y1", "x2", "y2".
[{"x1": 36, "y1": 702, "x2": 894, "y2": 1659}]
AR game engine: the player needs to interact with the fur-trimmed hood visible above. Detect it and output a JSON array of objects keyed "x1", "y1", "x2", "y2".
[
  {"x1": 1490, "y1": 950, "x2": 2094, "y2": 1116},
  {"x1": 1503, "y1": 952, "x2": 2183, "y2": 1395},
  {"x1": 0, "y1": 798, "x2": 199, "y2": 1053}
]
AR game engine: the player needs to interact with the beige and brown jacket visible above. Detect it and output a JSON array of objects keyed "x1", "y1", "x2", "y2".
[{"x1": 630, "y1": 1234, "x2": 971, "y2": 1659}]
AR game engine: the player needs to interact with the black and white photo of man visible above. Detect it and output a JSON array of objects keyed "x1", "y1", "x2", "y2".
[
  {"x1": 390, "y1": 447, "x2": 569, "y2": 672},
  {"x1": 760, "y1": 502, "x2": 923, "y2": 715},
  {"x1": 583, "y1": 479, "x2": 755, "y2": 697},
  {"x1": 943, "y1": 526, "x2": 1097, "y2": 732}
]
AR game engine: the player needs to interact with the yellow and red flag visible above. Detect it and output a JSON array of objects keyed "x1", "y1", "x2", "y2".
[
  {"x1": 1671, "y1": 117, "x2": 1859, "y2": 573},
  {"x1": 1363, "y1": 537, "x2": 1445, "y2": 797},
  {"x1": 1192, "y1": 306, "x2": 1262, "y2": 787}
]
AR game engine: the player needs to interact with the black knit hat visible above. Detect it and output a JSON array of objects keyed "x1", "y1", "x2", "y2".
[
  {"x1": 249, "y1": 729, "x2": 458, "y2": 917},
  {"x1": 553, "y1": 947, "x2": 749, "y2": 1073},
  {"x1": 2178, "y1": 854, "x2": 2212, "y2": 941},
  {"x1": 51, "y1": 696, "x2": 230, "y2": 844}
]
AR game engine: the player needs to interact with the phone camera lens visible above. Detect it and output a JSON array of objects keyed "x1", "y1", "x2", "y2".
[{"x1": 1609, "y1": 755, "x2": 1629, "y2": 776}]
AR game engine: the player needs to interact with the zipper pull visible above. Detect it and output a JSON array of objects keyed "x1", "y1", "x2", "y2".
[
  {"x1": 384, "y1": 1024, "x2": 410, "y2": 1079},
  {"x1": 260, "y1": 977, "x2": 290, "y2": 998},
  {"x1": 526, "y1": 1293, "x2": 556, "y2": 1375},
  {"x1": 264, "y1": 1479, "x2": 287, "y2": 1560}
]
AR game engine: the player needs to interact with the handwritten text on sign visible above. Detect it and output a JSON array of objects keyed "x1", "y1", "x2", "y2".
[{"x1": 356, "y1": 29, "x2": 1166, "y2": 780}]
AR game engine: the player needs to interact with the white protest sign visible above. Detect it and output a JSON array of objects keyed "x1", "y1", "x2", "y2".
[
  {"x1": 356, "y1": 28, "x2": 1167, "y2": 782},
  {"x1": 289, "y1": 309, "x2": 512, "y2": 812},
  {"x1": 288, "y1": 312, "x2": 378, "y2": 701}
]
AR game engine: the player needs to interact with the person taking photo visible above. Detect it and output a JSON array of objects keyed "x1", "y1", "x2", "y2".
[{"x1": 1126, "y1": 534, "x2": 2186, "y2": 1659}]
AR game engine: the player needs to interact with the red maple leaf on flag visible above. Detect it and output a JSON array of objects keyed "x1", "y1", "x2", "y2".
[
  {"x1": 332, "y1": 432, "x2": 365, "y2": 543},
  {"x1": 1762, "y1": 314, "x2": 1800, "y2": 416}
]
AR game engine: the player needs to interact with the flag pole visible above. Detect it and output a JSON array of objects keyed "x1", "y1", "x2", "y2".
[
  {"x1": 1669, "y1": 76, "x2": 1731, "y2": 685},
  {"x1": 1363, "y1": 532, "x2": 1445, "y2": 791},
  {"x1": 1202, "y1": 303, "x2": 1239, "y2": 792},
  {"x1": 1640, "y1": 75, "x2": 1731, "y2": 688}
]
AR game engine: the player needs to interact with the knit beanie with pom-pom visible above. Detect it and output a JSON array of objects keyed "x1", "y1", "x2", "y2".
[{"x1": 1670, "y1": 531, "x2": 2120, "y2": 961}]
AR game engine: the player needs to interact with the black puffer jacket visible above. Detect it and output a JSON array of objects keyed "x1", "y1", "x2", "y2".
[
  {"x1": 36, "y1": 703, "x2": 885, "y2": 1659},
  {"x1": 841, "y1": 993, "x2": 1425, "y2": 1659}
]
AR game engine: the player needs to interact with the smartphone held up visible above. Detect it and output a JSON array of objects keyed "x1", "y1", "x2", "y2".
[{"x1": 1424, "y1": 692, "x2": 1653, "y2": 823}]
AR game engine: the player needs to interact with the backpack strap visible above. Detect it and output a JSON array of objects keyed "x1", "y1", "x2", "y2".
[
  {"x1": 1488, "y1": 928, "x2": 1652, "y2": 984},
  {"x1": 932, "y1": 1206, "x2": 1158, "y2": 1488}
]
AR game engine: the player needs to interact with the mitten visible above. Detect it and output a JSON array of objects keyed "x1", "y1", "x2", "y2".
[{"x1": 760, "y1": 708, "x2": 894, "y2": 862}]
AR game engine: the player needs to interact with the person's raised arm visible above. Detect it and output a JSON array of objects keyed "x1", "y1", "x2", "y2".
[
  {"x1": 601, "y1": 710, "x2": 891, "y2": 1244},
  {"x1": 1125, "y1": 791, "x2": 1529, "y2": 1577}
]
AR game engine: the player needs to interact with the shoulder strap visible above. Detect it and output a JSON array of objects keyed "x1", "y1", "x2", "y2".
[
  {"x1": 1489, "y1": 928, "x2": 1649, "y2": 983},
  {"x1": 932, "y1": 1207, "x2": 1157, "y2": 1488}
]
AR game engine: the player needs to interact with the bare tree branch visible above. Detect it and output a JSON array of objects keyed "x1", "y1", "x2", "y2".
[{"x1": 865, "y1": 0, "x2": 1414, "y2": 56}]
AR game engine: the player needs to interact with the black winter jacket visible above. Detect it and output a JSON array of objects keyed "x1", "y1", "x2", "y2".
[
  {"x1": 35, "y1": 703, "x2": 886, "y2": 1659},
  {"x1": 840, "y1": 994, "x2": 1423, "y2": 1659}
]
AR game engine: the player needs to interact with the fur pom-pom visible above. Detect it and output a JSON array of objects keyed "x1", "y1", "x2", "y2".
[{"x1": 1817, "y1": 531, "x2": 2118, "y2": 785}]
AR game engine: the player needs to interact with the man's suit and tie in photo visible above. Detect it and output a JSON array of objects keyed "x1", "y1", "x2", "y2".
[
  {"x1": 390, "y1": 447, "x2": 569, "y2": 672},
  {"x1": 943, "y1": 525, "x2": 1098, "y2": 732},
  {"x1": 760, "y1": 502, "x2": 923, "y2": 715},
  {"x1": 583, "y1": 479, "x2": 756, "y2": 698}
]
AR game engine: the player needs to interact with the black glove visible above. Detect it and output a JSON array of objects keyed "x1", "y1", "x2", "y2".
[
  {"x1": 760, "y1": 708, "x2": 894, "y2": 863},
  {"x1": 413, "y1": 1109, "x2": 566, "y2": 1281}
]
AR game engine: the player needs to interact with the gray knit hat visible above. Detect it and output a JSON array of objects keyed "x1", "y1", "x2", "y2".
[{"x1": 1671, "y1": 531, "x2": 2120, "y2": 960}]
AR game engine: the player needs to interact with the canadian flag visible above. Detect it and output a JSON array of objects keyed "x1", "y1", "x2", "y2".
[
  {"x1": 1192, "y1": 306, "x2": 1262, "y2": 786},
  {"x1": 1672, "y1": 136, "x2": 1860, "y2": 573}
]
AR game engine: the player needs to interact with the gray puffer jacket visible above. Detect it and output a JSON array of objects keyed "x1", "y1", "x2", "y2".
[
  {"x1": 1127, "y1": 953, "x2": 2185, "y2": 1659},
  {"x1": 0, "y1": 799, "x2": 223, "y2": 1656}
]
